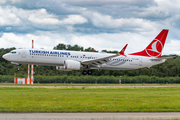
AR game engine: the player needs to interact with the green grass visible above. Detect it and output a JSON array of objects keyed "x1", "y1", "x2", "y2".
[{"x1": 0, "y1": 87, "x2": 180, "y2": 112}]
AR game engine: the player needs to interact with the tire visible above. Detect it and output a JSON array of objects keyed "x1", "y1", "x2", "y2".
[
  {"x1": 82, "y1": 70, "x2": 87, "y2": 75},
  {"x1": 88, "y1": 70, "x2": 92, "y2": 75}
]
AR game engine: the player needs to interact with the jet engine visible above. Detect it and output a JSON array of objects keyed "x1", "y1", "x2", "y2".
[
  {"x1": 64, "y1": 60, "x2": 81, "y2": 70},
  {"x1": 56, "y1": 60, "x2": 81, "y2": 71}
]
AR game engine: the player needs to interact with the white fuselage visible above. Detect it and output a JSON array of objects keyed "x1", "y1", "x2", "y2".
[{"x1": 3, "y1": 49, "x2": 166, "y2": 70}]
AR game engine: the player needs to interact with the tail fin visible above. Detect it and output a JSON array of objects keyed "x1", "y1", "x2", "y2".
[{"x1": 129, "y1": 29, "x2": 169, "y2": 58}]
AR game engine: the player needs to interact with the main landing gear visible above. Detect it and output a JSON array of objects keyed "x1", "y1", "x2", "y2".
[{"x1": 82, "y1": 70, "x2": 92, "y2": 75}]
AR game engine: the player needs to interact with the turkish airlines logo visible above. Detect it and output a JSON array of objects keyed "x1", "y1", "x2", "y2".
[{"x1": 145, "y1": 39, "x2": 163, "y2": 57}]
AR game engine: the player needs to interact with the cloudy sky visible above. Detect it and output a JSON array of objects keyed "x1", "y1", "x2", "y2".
[{"x1": 0, "y1": 0, "x2": 180, "y2": 55}]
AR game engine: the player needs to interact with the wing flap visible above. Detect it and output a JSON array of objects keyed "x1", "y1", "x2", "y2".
[
  {"x1": 81, "y1": 44, "x2": 128, "y2": 68},
  {"x1": 81, "y1": 54, "x2": 118, "y2": 65}
]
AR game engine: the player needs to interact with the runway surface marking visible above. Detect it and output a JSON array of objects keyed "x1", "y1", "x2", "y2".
[{"x1": 0, "y1": 113, "x2": 180, "y2": 119}]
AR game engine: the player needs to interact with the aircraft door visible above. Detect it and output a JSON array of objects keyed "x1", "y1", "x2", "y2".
[
  {"x1": 22, "y1": 50, "x2": 26, "y2": 58},
  {"x1": 139, "y1": 58, "x2": 143, "y2": 66}
]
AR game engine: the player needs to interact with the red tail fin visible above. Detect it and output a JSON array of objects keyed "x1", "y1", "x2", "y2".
[{"x1": 129, "y1": 29, "x2": 169, "y2": 58}]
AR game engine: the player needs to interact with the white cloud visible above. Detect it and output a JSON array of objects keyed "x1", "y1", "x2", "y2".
[
  {"x1": 0, "y1": 0, "x2": 21, "y2": 5},
  {"x1": 139, "y1": 6, "x2": 170, "y2": 19},
  {"x1": 63, "y1": 0, "x2": 153, "y2": 6},
  {"x1": 0, "y1": 33, "x2": 24, "y2": 48},
  {"x1": 28, "y1": 9, "x2": 88, "y2": 25},
  {"x1": 0, "y1": 6, "x2": 88, "y2": 31},
  {"x1": 138, "y1": 0, "x2": 180, "y2": 21},
  {"x1": 28, "y1": 9, "x2": 60, "y2": 25},
  {"x1": 84, "y1": 12, "x2": 155, "y2": 31},
  {"x1": 0, "y1": 7, "x2": 21, "y2": 26},
  {"x1": 60, "y1": 15, "x2": 88, "y2": 25},
  {"x1": 164, "y1": 39, "x2": 180, "y2": 55},
  {"x1": 9, "y1": 0, "x2": 21, "y2": 3},
  {"x1": 0, "y1": 32, "x2": 67, "y2": 49},
  {"x1": 0, "y1": 0, "x2": 6, "y2": 4}
]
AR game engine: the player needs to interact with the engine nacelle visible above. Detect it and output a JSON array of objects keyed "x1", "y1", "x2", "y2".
[
  {"x1": 56, "y1": 60, "x2": 81, "y2": 71},
  {"x1": 64, "y1": 60, "x2": 81, "y2": 70}
]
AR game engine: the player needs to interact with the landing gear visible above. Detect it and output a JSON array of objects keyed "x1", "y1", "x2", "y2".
[
  {"x1": 82, "y1": 70, "x2": 92, "y2": 75},
  {"x1": 82, "y1": 70, "x2": 87, "y2": 75},
  {"x1": 88, "y1": 70, "x2": 92, "y2": 75}
]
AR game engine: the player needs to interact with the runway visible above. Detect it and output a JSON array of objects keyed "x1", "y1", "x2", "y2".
[
  {"x1": 1, "y1": 84, "x2": 180, "y2": 87},
  {"x1": 1, "y1": 113, "x2": 180, "y2": 119}
]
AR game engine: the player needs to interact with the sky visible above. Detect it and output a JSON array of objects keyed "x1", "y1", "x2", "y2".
[{"x1": 0, "y1": 0, "x2": 180, "y2": 55}]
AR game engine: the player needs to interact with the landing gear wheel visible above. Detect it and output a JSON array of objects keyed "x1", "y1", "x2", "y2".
[
  {"x1": 88, "y1": 70, "x2": 92, "y2": 75},
  {"x1": 82, "y1": 70, "x2": 87, "y2": 75}
]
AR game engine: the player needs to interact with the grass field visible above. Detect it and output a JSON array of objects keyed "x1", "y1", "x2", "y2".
[{"x1": 0, "y1": 86, "x2": 180, "y2": 112}]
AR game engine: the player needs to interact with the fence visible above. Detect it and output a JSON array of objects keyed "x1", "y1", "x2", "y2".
[{"x1": 0, "y1": 75, "x2": 180, "y2": 84}]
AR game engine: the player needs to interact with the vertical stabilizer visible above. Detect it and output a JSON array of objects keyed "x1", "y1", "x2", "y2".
[{"x1": 129, "y1": 29, "x2": 169, "y2": 58}]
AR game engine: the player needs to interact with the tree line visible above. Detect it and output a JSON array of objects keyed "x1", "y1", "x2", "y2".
[{"x1": 0, "y1": 43, "x2": 178, "y2": 77}]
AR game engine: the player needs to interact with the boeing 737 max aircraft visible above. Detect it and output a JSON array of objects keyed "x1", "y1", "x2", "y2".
[{"x1": 3, "y1": 29, "x2": 169, "y2": 75}]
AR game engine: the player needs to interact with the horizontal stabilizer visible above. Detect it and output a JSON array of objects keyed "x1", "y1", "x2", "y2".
[{"x1": 150, "y1": 56, "x2": 174, "y2": 61}]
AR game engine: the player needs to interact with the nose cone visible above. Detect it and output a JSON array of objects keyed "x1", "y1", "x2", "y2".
[{"x1": 2, "y1": 54, "x2": 9, "y2": 60}]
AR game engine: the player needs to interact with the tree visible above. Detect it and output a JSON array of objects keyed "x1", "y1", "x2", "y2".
[{"x1": 54, "y1": 43, "x2": 66, "y2": 50}]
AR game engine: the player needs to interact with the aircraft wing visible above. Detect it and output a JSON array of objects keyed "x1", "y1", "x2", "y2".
[
  {"x1": 81, "y1": 44, "x2": 128, "y2": 68},
  {"x1": 81, "y1": 54, "x2": 119, "y2": 68}
]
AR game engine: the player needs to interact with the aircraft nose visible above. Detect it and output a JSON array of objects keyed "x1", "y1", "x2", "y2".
[{"x1": 2, "y1": 54, "x2": 9, "y2": 60}]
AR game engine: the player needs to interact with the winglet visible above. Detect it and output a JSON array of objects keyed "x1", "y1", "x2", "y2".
[
  {"x1": 119, "y1": 44, "x2": 128, "y2": 56},
  {"x1": 92, "y1": 50, "x2": 95, "y2": 52}
]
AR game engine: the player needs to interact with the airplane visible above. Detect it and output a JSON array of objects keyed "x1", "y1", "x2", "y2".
[{"x1": 3, "y1": 29, "x2": 169, "y2": 75}]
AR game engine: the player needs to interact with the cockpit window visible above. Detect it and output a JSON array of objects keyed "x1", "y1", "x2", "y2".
[{"x1": 10, "y1": 51, "x2": 16, "y2": 54}]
